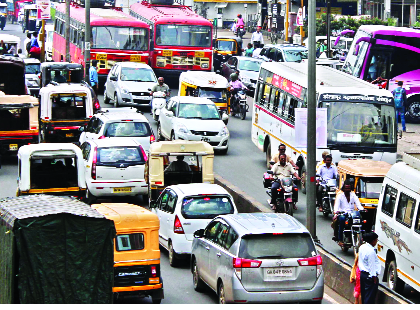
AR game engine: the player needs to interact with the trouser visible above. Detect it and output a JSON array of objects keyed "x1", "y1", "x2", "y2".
[
  {"x1": 316, "y1": 184, "x2": 323, "y2": 206},
  {"x1": 337, "y1": 214, "x2": 347, "y2": 241},
  {"x1": 396, "y1": 107, "x2": 406, "y2": 132},
  {"x1": 360, "y1": 272, "x2": 379, "y2": 304}
]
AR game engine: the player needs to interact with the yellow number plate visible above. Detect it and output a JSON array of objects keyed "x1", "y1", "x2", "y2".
[
  {"x1": 9, "y1": 144, "x2": 18, "y2": 151},
  {"x1": 96, "y1": 54, "x2": 107, "y2": 60},
  {"x1": 162, "y1": 50, "x2": 173, "y2": 57},
  {"x1": 66, "y1": 133, "x2": 74, "y2": 138},
  {"x1": 113, "y1": 187, "x2": 132, "y2": 193},
  {"x1": 195, "y1": 51, "x2": 205, "y2": 57},
  {"x1": 130, "y1": 55, "x2": 142, "y2": 62}
]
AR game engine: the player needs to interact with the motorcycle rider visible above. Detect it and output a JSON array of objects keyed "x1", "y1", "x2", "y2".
[
  {"x1": 151, "y1": 77, "x2": 170, "y2": 97},
  {"x1": 229, "y1": 73, "x2": 248, "y2": 111},
  {"x1": 270, "y1": 154, "x2": 301, "y2": 210},
  {"x1": 236, "y1": 14, "x2": 245, "y2": 36},
  {"x1": 333, "y1": 180, "x2": 364, "y2": 246},
  {"x1": 316, "y1": 154, "x2": 338, "y2": 211},
  {"x1": 316, "y1": 150, "x2": 335, "y2": 171},
  {"x1": 270, "y1": 143, "x2": 298, "y2": 169}
]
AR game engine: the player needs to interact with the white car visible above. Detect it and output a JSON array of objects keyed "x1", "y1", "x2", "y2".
[
  {"x1": 104, "y1": 62, "x2": 157, "y2": 108},
  {"x1": 157, "y1": 96, "x2": 229, "y2": 154},
  {"x1": 79, "y1": 108, "x2": 155, "y2": 152},
  {"x1": 23, "y1": 58, "x2": 41, "y2": 96},
  {"x1": 80, "y1": 138, "x2": 148, "y2": 202},
  {"x1": 150, "y1": 183, "x2": 238, "y2": 267}
]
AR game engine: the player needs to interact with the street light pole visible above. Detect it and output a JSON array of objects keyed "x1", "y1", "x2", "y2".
[
  {"x1": 306, "y1": 0, "x2": 317, "y2": 240},
  {"x1": 84, "y1": 0, "x2": 91, "y2": 83},
  {"x1": 326, "y1": 0, "x2": 331, "y2": 58},
  {"x1": 65, "y1": 0, "x2": 70, "y2": 62}
]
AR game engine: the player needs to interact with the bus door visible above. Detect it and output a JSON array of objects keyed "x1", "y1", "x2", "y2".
[{"x1": 364, "y1": 47, "x2": 393, "y2": 85}]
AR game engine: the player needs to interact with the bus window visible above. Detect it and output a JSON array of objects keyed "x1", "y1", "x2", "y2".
[
  {"x1": 352, "y1": 41, "x2": 369, "y2": 78},
  {"x1": 256, "y1": 83, "x2": 265, "y2": 105},
  {"x1": 415, "y1": 208, "x2": 420, "y2": 234},
  {"x1": 396, "y1": 193, "x2": 416, "y2": 227},
  {"x1": 269, "y1": 89, "x2": 277, "y2": 112},
  {"x1": 289, "y1": 98, "x2": 298, "y2": 122},
  {"x1": 282, "y1": 95, "x2": 290, "y2": 118},
  {"x1": 263, "y1": 85, "x2": 271, "y2": 107},
  {"x1": 276, "y1": 92, "x2": 285, "y2": 115},
  {"x1": 382, "y1": 185, "x2": 398, "y2": 217}
]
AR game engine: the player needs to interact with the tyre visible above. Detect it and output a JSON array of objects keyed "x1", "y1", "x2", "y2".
[
  {"x1": 266, "y1": 141, "x2": 271, "y2": 169},
  {"x1": 406, "y1": 96, "x2": 420, "y2": 123},
  {"x1": 240, "y1": 105, "x2": 246, "y2": 120},
  {"x1": 85, "y1": 188, "x2": 96, "y2": 204},
  {"x1": 218, "y1": 281, "x2": 226, "y2": 304},
  {"x1": 353, "y1": 232, "x2": 362, "y2": 255},
  {"x1": 153, "y1": 110, "x2": 159, "y2": 121},
  {"x1": 340, "y1": 245, "x2": 349, "y2": 253},
  {"x1": 157, "y1": 123, "x2": 164, "y2": 141},
  {"x1": 286, "y1": 201, "x2": 293, "y2": 216},
  {"x1": 171, "y1": 132, "x2": 176, "y2": 141},
  {"x1": 152, "y1": 298, "x2": 162, "y2": 304},
  {"x1": 219, "y1": 147, "x2": 228, "y2": 155},
  {"x1": 104, "y1": 88, "x2": 110, "y2": 104},
  {"x1": 113, "y1": 93, "x2": 119, "y2": 107},
  {"x1": 168, "y1": 241, "x2": 179, "y2": 267},
  {"x1": 192, "y1": 258, "x2": 205, "y2": 292},
  {"x1": 387, "y1": 260, "x2": 405, "y2": 293},
  {"x1": 141, "y1": 194, "x2": 148, "y2": 204},
  {"x1": 322, "y1": 200, "x2": 330, "y2": 218}
]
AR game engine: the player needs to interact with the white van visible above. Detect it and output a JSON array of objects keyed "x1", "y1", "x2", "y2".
[{"x1": 375, "y1": 152, "x2": 420, "y2": 294}]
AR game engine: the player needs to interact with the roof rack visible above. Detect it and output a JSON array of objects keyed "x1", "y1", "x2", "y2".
[{"x1": 402, "y1": 152, "x2": 420, "y2": 171}]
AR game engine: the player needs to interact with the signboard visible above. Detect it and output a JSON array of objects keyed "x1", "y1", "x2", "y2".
[
  {"x1": 296, "y1": 8, "x2": 303, "y2": 26},
  {"x1": 272, "y1": 74, "x2": 303, "y2": 99},
  {"x1": 36, "y1": 0, "x2": 50, "y2": 20},
  {"x1": 294, "y1": 108, "x2": 328, "y2": 148},
  {"x1": 319, "y1": 93, "x2": 393, "y2": 104}
]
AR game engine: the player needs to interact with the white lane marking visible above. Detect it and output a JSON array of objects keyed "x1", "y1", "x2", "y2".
[{"x1": 324, "y1": 293, "x2": 339, "y2": 304}]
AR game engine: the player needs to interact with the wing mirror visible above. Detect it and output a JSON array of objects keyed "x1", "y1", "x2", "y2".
[
  {"x1": 110, "y1": 76, "x2": 117, "y2": 81},
  {"x1": 166, "y1": 111, "x2": 174, "y2": 117},
  {"x1": 266, "y1": 170, "x2": 274, "y2": 174},
  {"x1": 194, "y1": 229, "x2": 205, "y2": 238},
  {"x1": 222, "y1": 113, "x2": 229, "y2": 123},
  {"x1": 78, "y1": 125, "x2": 85, "y2": 132},
  {"x1": 149, "y1": 201, "x2": 157, "y2": 209}
]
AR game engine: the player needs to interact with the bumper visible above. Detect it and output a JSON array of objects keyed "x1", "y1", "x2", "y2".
[
  {"x1": 122, "y1": 93, "x2": 152, "y2": 106},
  {"x1": 0, "y1": 136, "x2": 38, "y2": 154},
  {"x1": 176, "y1": 133, "x2": 229, "y2": 150},
  {"x1": 230, "y1": 272, "x2": 324, "y2": 303},
  {"x1": 154, "y1": 68, "x2": 211, "y2": 78},
  {"x1": 89, "y1": 181, "x2": 148, "y2": 196},
  {"x1": 171, "y1": 233, "x2": 192, "y2": 255}
]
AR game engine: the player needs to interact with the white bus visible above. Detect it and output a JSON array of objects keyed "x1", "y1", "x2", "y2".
[{"x1": 251, "y1": 62, "x2": 397, "y2": 191}]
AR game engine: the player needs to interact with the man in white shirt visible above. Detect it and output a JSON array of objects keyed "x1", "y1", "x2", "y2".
[
  {"x1": 252, "y1": 43, "x2": 262, "y2": 58},
  {"x1": 358, "y1": 232, "x2": 380, "y2": 303},
  {"x1": 333, "y1": 180, "x2": 364, "y2": 243},
  {"x1": 251, "y1": 26, "x2": 264, "y2": 46}
]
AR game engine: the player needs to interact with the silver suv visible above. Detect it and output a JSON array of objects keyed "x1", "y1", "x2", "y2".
[{"x1": 191, "y1": 213, "x2": 324, "y2": 304}]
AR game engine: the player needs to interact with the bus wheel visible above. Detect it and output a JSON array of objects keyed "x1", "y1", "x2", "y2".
[
  {"x1": 406, "y1": 96, "x2": 420, "y2": 123},
  {"x1": 265, "y1": 142, "x2": 271, "y2": 169},
  {"x1": 387, "y1": 260, "x2": 405, "y2": 293}
]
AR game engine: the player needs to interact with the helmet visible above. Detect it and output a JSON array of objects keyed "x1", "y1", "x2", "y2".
[{"x1": 230, "y1": 73, "x2": 238, "y2": 81}]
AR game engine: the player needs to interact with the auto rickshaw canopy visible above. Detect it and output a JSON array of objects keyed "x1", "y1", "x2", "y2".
[
  {"x1": 179, "y1": 71, "x2": 229, "y2": 90},
  {"x1": 214, "y1": 36, "x2": 243, "y2": 53},
  {"x1": 149, "y1": 140, "x2": 214, "y2": 156},
  {"x1": 0, "y1": 92, "x2": 38, "y2": 108},
  {"x1": 337, "y1": 159, "x2": 392, "y2": 177}
]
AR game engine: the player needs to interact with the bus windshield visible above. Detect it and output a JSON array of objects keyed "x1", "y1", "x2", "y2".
[
  {"x1": 155, "y1": 25, "x2": 211, "y2": 47},
  {"x1": 92, "y1": 26, "x2": 148, "y2": 51},
  {"x1": 321, "y1": 101, "x2": 396, "y2": 147}
]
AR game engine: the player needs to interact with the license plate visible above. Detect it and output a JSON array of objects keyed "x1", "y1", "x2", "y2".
[
  {"x1": 264, "y1": 268, "x2": 294, "y2": 281},
  {"x1": 96, "y1": 53, "x2": 107, "y2": 60},
  {"x1": 162, "y1": 50, "x2": 173, "y2": 56},
  {"x1": 113, "y1": 187, "x2": 132, "y2": 193},
  {"x1": 133, "y1": 96, "x2": 151, "y2": 100},
  {"x1": 9, "y1": 144, "x2": 18, "y2": 151},
  {"x1": 130, "y1": 55, "x2": 142, "y2": 62},
  {"x1": 66, "y1": 133, "x2": 74, "y2": 138},
  {"x1": 201, "y1": 137, "x2": 210, "y2": 142},
  {"x1": 195, "y1": 51, "x2": 204, "y2": 57}
]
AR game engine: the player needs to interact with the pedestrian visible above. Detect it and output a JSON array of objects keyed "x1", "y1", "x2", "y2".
[
  {"x1": 245, "y1": 43, "x2": 254, "y2": 57},
  {"x1": 24, "y1": 32, "x2": 32, "y2": 56},
  {"x1": 358, "y1": 232, "x2": 381, "y2": 304},
  {"x1": 89, "y1": 60, "x2": 99, "y2": 96},
  {"x1": 251, "y1": 26, "x2": 264, "y2": 46},
  {"x1": 350, "y1": 253, "x2": 362, "y2": 304},
  {"x1": 392, "y1": 80, "x2": 407, "y2": 132},
  {"x1": 31, "y1": 32, "x2": 39, "y2": 48},
  {"x1": 252, "y1": 42, "x2": 262, "y2": 58}
]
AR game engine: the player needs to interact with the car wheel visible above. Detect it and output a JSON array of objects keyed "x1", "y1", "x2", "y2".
[
  {"x1": 85, "y1": 188, "x2": 96, "y2": 204},
  {"x1": 192, "y1": 258, "x2": 205, "y2": 292},
  {"x1": 113, "y1": 93, "x2": 119, "y2": 107},
  {"x1": 152, "y1": 298, "x2": 162, "y2": 304},
  {"x1": 168, "y1": 241, "x2": 179, "y2": 267},
  {"x1": 171, "y1": 132, "x2": 176, "y2": 141},
  {"x1": 218, "y1": 281, "x2": 226, "y2": 304},
  {"x1": 157, "y1": 123, "x2": 164, "y2": 141},
  {"x1": 387, "y1": 260, "x2": 405, "y2": 293},
  {"x1": 219, "y1": 147, "x2": 228, "y2": 155},
  {"x1": 104, "y1": 87, "x2": 110, "y2": 104}
]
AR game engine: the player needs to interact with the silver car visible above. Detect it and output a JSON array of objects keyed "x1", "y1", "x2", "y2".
[{"x1": 191, "y1": 213, "x2": 324, "y2": 304}]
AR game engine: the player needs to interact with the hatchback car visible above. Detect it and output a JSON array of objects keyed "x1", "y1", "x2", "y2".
[
  {"x1": 104, "y1": 62, "x2": 157, "y2": 108},
  {"x1": 150, "y1": 183, "x2": 238, "y2": 267},
  {"x1": 258, "y1": 44, "x2": 308, "y2": 63},
  {"x1": 80, "y1": 138, "x2": 149, "y2": 202},
  {"x1": 79, "y1": 108, "x2": 155, "y2": 152},
  {"x1": 191, "y1": 213, "x2": 324, "y2": 304},
  {"x1": 157, "y1": 96, "x2": 229, "y2": 154},
  {"x1": 23, "y1": 58, "x2": 41, "y2": 96}
]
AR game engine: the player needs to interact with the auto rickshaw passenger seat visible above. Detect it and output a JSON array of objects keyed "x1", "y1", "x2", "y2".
[{"x1": 164, "y1": 171, "x2": 193, "y2": 186}]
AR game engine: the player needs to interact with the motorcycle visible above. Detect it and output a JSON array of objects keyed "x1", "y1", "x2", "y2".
[
  {"x1": 318, "y1": 177, "x2": 337, "y2": 218},
  {"x1": 149, "y1": 90, "x2": 167, "y2": 122},
  {"x1": 334, "y1": 210, "x2": 367, "y2": 254},
  {"x1": 230, "y1": 88, "x2": 248, "y2": 120},
  {"x1": 235, "y1": 25, "x2": 246, "y2": 38},
  {"x1": 264, "y1": 169, "x2": 297, "y2": 216}
]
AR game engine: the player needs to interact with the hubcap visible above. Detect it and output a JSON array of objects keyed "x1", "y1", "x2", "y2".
[
  {"x1": 169, "y1": 244, "x2": 173, "y2": 262},
  {"x1": 219, "y1": 285, "x2": 225, "y2": 304},
  {"x1": 389, "y1": 266, "x2": 396, "y2": 287},
  {"x1": 193, "y1": 264, "x2": 198, "y2": 286},
  {"x1": 409, "y1": 102, "x2": 420, "y2": 117}
]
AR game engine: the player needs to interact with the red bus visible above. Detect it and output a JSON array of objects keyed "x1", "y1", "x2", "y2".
[
  {"x1": 130, "y1": 1, "x2": 213, "y2": 76},
  {"x1": 53, "y1": 3, "x2": 150, "y2": 81}
]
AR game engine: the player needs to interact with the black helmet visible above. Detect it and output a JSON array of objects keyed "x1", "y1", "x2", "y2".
[{"x1": 230, "y1": 73, "x2": 238, "y2": 81}]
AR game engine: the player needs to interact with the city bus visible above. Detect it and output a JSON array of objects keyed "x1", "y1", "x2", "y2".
[
  {"x1": 252, "y1": 62, "x2": 397, "y2": 191},
  {"x1": 129, "y1": 1, "x2": 212, "y2": 76},
  {"x1": 53, "y1": 3, "x2": 150, "y2": 81},
  {"x1": 342, "y1": 25, "x2": 420, "y2": 123}
]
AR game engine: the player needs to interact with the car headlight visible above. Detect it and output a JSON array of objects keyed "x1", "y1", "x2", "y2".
[
  {"x1": 218, "y1": 125, "x2": 229, "y2": 137},
  {"x1": 176, "y1": 123, "x2": 190, "y2": 134},
  {"x1": 121, "y1": 87, "x2": 130, "y2": 95},
  {"x1": 27, "y1": 80, "x2": 38, "y2": 87}
]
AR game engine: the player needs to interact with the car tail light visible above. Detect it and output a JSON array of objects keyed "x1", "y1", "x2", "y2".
[
  {"x1": 298, "y1": 255, "x2": 323, "y2": 278},
  {"x1": 150, "y1": 134, "x2": 156, "y2": 143},
  {"x1": 151, "y1": 266, "x2": 157, "y2": 277},
  {"x1": 94, "y1": 99, "x2": 101, "y2": 110},
  {"x1": 294, "y1": 187, "x2": 298, "y2": 191},
  {"x1": 233, "y1": 257, "x2": 261, "y2": 280},
  {"x1": 91, "y1": 147, "x2": 97, "y2": 180},
  {"x1": 174, "y1": 215, "x2": 184, "y2": 234},
  {"x1": 277, "y1": 188, "x2": 282, "y2": 192},
  {"x1": 139, "y1": 146, "x2": 148, "y2": 161},
  {"x1": 98, "y1": 136, "x2": 106, "y2": 139}
]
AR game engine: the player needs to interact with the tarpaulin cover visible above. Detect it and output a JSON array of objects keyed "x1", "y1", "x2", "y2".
[{"x1": 13, "y1": 213, "x2": 115, "y2": 303}]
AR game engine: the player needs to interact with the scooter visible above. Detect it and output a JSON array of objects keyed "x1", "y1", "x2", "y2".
[
  {"x1": 149, "y1": 90, "x2": 167, "y2": 122},
  {"x1": 230, "y1": 88, "x2": 248, "y2": 120},
  {"x1": 264, "y1": 169, "x2": 297, "y2": 216},
  {"x1": 236, "y1": 25, "x2": 245, "y2": 38},
  {"x1": 318, "y1": 177, "x2": 337, "y2": 218},
  {"x1": 333, "y1": 210, "x2": 368, "y2": 254}
]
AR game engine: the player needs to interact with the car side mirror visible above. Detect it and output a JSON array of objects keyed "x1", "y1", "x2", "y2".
[
  {"x1": 148, "y1": 88, "x2": 152, "y2": 91},
  {"x1": 222, "y1": 113, "x2": 228, "y2": 122},
  {"x1": 269, "y1": 161, "x2": 275, "y2": 166},
  {"x1": 78, "y1": 126, "x2": 85, "y2": 132},
  {"x1": 150, "y1": 201, "x2": 157, "y2": 209},
  {"x1": 316, "y1": 174, "x2": 320, "y2": 177},
  {"x1": 167, "y1": 111, "x2": 174, "y2": 117},
  {"x1": 194, "y1": 229, "x2": 205, "y2": 238},
  {"x1": 110, "y1": 76, "x2": 117, "y2": 81},
  {"x1": 266, "y1": 170, "x2": 274, "y2": 174},
  {"x1": 229, "y1": 65, "x2": 236, "y2": 69}
]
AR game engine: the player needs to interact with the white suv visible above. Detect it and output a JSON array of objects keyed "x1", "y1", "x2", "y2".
[
  {"x1": 157, "y1": 96, "x2": 229, "y2": 154},
  {"x1": 79, "y1": 108, "x2": 155, "y2": 152},
  {"x1": 150, "y1": 183, "x2": 238, "y2": 267},
  {"x1": 80, "y1": 138, "x2": 148, "y2": 203}
]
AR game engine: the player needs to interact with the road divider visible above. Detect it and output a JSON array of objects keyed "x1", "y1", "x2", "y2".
[{"x1": 214, "y1": 173, "x2": 413, "y2": 304}]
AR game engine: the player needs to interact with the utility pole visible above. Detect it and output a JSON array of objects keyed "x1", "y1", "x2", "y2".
[
  {"x1": 300, "y1": 0, "x2": 305, "y2": 45},
  {"x1": 85, "y1": 0, "x2": 91, "y2": 83},
  {"x1": 40, "y1": 19, "x2": 45, "y2": 62},
  {"x1": 285, "y1": 0, "x2": 289, "y2": 43},
  {"x1": 65, "y1": 0, "x2": 70, "y2": 62},
  {"x1": 306, "y1": 0, "x2": 317, "y2": 240},
  {"x1": 402, "y1": 0, "x2": 404, "y2": 26},
  {"x1": 326, "y1": 0, "x2": 331, "y2": 58}
]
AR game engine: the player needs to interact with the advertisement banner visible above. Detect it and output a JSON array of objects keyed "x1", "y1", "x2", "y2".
[
  {"x1": 37, "y1": 0, "x2": 50, "y2": 20},
  {"x1": 296, "y1": 8, "x2": 303, "y2": 26},
  {"x1": 295, "y1": 108, "x2": 328, "y2": 148},
  {"x1": 272, "y1": 74, "x2": 303, "y2": 99}
]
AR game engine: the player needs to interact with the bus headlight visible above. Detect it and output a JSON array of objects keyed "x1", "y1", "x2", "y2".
[{"x1": 201, "y1": 63, "x2": 209, "y2": 68}]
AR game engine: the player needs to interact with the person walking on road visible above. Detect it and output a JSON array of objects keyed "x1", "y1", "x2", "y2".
[
  {"x1": 392, "y1": 80, "x2": 407, "y2": 133},
  {"x1": 251, "y1": 26, "x2": 264, "y2": 46},
  {"x1": 245, "y1": 43, "x2": 254, "y2": 57},
  {"x1": 89, "y1": 60, "x2": 99, "y2": 96},
  {"x1": 358, "y1": 232, "x2": 380, "y2": 304},
  {"x1": 350, "y1": 253, "x2": 362, "y2": 304}
]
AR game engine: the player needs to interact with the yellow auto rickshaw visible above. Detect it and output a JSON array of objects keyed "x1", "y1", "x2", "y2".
[
  {"x1": 92, "y1": 203, "x2": 164, "y2": 304},
  {"x1": 213, "y1": 36, "x2": 243, "y2": 74},
  {"x1": 179, "y1": 71, "x2": 230, "y2": 123},
  {"x1": 146, "y1": 141, "x2": 214, "y2": 203},
  {"x1": 337, "y1": 159, "x2": 392, "y2": 231}
]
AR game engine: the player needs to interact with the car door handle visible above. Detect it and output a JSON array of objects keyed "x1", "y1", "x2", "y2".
[
  {"x1": 205, "y1": 246, "x2": 210, "y2": 251},
  {"x1": 216, "y1": 252, "x2": 221, "y2": 257}
]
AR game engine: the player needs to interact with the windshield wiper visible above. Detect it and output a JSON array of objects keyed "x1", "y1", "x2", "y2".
[{"x1": 255, "y1": 255, "x2": 284, "y2": 259}]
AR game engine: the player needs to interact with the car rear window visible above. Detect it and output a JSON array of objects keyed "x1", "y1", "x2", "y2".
[
  {"x1": 104, "y1": 122, "x2": 151, "y2": 138},
  {"x1": 97, "y1": 146, "x2": 145, "y2": 166},
  {"x1": 116, "y1": 233, "x2": 144, "y2": 251},
  {"x1": 239, "y1": 233, "x2": 316, "y2": 259},
  {"x1": 181, "y1": 195, "x2": 234, "y2": 219}
]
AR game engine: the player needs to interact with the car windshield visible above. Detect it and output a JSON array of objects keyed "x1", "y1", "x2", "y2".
[
  {"x1": 92, "y1": 26, "x2": 148, "y2": 51},
  {"x1": 97, "y1": 146, "x2": 145, "y2": 165},
  {"x1": 239, "y1": 233, "x2": 316, "y2": 259},
  {"x1": 25, "y1": 63, "x2": 40, "y2": 74},
  {"x1": 284, "y1": 49, "x2": 308, "y2": 62},
  {"x1": 120, "y1": 68, "x2": 156, "y2": 82},
  {"x1": 217, "y1": 40, "x2": 235, "y2": 51},
  {"x1": 178, "y1": 103, "x2": 220, "y2": 120},
  {"x1": 104, "y1": 122, "x2": 151, "y2": 137},
  {"x1": 155, "y1": 25, "x2": 211, "y2": 47},
  {"x1": 238, "y1": 59, "x2": 261, "y2": 72},
  {"x1": 181, "y1": 195, "x2": 234, "y2": 219}
]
